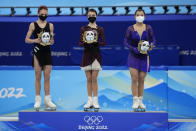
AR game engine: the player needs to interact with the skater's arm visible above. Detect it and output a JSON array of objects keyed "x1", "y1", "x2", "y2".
[
  {"x1": 124, "y1": 27, "x2": 133, "y2": 49},
  {"x1": 124, "y1": 27, "x2": 140, "y2": 54},
  {"x1": 79, "y1": 27, "x2": 85, "y2": 47},
  {"x1": 25, "y1": 22, "x2": 41, "y2": 44},
  {"x1": 148, "y1": 25, "x2": 156, "y2": 47},
  {"x1": 49, "y1": 23, "x2": 54, "y2": 45},
  {"x1": 98, "y1": 27, "x2": 106, "y2": 46}
]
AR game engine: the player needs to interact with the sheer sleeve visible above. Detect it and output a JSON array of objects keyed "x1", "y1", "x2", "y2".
[
  {"x1": 148, "y1": 25, "x2": 156, "y2": 46},
  {"x1": 98, "y1": 27, "x2": 106, "y2": 46},
  {"x1": 79, "y1": 27, "x2": 85, "y2": 47},
  {"x1": 124, "y1": 26, "x2": 140, "y2": 54},
  {"x1": 124, "y1": 26, "x2": 132, "y2": 49}
]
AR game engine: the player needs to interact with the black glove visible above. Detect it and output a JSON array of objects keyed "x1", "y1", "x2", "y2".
[{"x1": 132, "y1": 47, "x2": 140, "y2": 55}]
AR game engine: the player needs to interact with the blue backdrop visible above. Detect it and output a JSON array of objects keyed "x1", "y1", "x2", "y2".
[{"x1": 0, "y1": 15, "x2": 196, "y2": 66}]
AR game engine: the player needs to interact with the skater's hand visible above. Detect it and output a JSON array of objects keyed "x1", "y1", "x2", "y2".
[
  {"x1": 34, "y1": 38, "x2": 41, "y2": 44},
  {"x1": 132, "y1": 47, "x2": 140, "y2": 54},
  {"x1": 49, "y1": 39, "x2": 54, "y2": 45}
]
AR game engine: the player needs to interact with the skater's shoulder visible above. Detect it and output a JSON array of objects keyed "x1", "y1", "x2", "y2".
[
  {"x1": 28, "y1": 22, "x2": 35, "y2": 31},
  {"x1": 97, "y1": 26, "x2": 104, "y2": 31},
  {"x1": 80, "y1": 25, "x2": 89, "y2": 31},
  {"x1": 126, "y1": 25, "x2": 134, "y2": 32},
  {"x1": 146, "y1": 24, "x2": 153, "y2": 30}
]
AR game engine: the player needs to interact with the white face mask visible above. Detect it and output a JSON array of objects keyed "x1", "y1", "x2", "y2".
[{"x1": 136, "y1": 16, "x2": 145, "y2": 23}]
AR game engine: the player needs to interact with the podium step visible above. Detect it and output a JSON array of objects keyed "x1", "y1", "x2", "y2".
[{"x1": 19, "y1": 111, "x2": 168, "y2": 131}]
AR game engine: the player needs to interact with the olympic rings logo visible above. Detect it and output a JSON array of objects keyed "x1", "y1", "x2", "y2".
[{"x1": 84, "y1": 116, "x2": 103, "y2": 125}]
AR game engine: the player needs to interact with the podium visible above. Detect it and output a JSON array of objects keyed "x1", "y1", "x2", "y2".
[{"x1": 19, "y1": 111, "x2": 168, "y2": 131}]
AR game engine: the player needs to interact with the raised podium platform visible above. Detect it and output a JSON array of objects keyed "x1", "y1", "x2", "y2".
[{"x1": 18, "y1": 111, "x2": 168, "y2": 131}]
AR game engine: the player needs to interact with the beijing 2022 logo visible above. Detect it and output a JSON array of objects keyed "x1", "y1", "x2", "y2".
[{"x1": 78, "y1": 115, "x2": 108, "y2": 130}]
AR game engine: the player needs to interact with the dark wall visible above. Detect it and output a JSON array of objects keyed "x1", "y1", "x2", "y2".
[{"x1": 0, "y1": 15, "x2": 195, "y2": 66}]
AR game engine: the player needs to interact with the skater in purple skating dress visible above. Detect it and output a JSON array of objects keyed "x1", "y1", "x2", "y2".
[{"x1": 124, "y1": 9, "x2": 156, "y2": 112}]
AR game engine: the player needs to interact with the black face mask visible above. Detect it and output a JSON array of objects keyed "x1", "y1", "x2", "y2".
[
  {"x1": 39, "y1": 15, "x2": 48, "y2": 21},
  {"x1": 88, "y1": 17, "x2": 96, "y2": 23}
]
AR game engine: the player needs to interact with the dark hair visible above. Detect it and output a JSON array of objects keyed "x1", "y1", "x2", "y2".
[
  {"x1": 135, "y1": 9, "x2": 145, "y2": 16},
  {"x1": 87, "y1": 9, "x2": 97, "y2": 16},
  {"x1": 38, "y1": 6, "x2": 48, "y2": 13}
]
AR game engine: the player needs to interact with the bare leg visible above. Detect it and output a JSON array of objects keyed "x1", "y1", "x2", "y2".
[
  {"x1": 85, "y1": 70, "x2": 93, "y2": 97},
  {"x1": 43, "y1": 65, "x2": 52, "y2": 96},
  {"x1": 138, "y1": 71, "x2": 147, "y2": 111},
  {"x1": 138, "y1": 71, "x2": 147, "y2": 97},
  {"x1": 92, "y1": 70, "x2": 99, "y2": 97},
  {"x1": 129, "y1": 67, "x2": 139, "y2": 97},
  {"x1": 34, "y1": 55, "x2": 42, "y2": 95}
]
